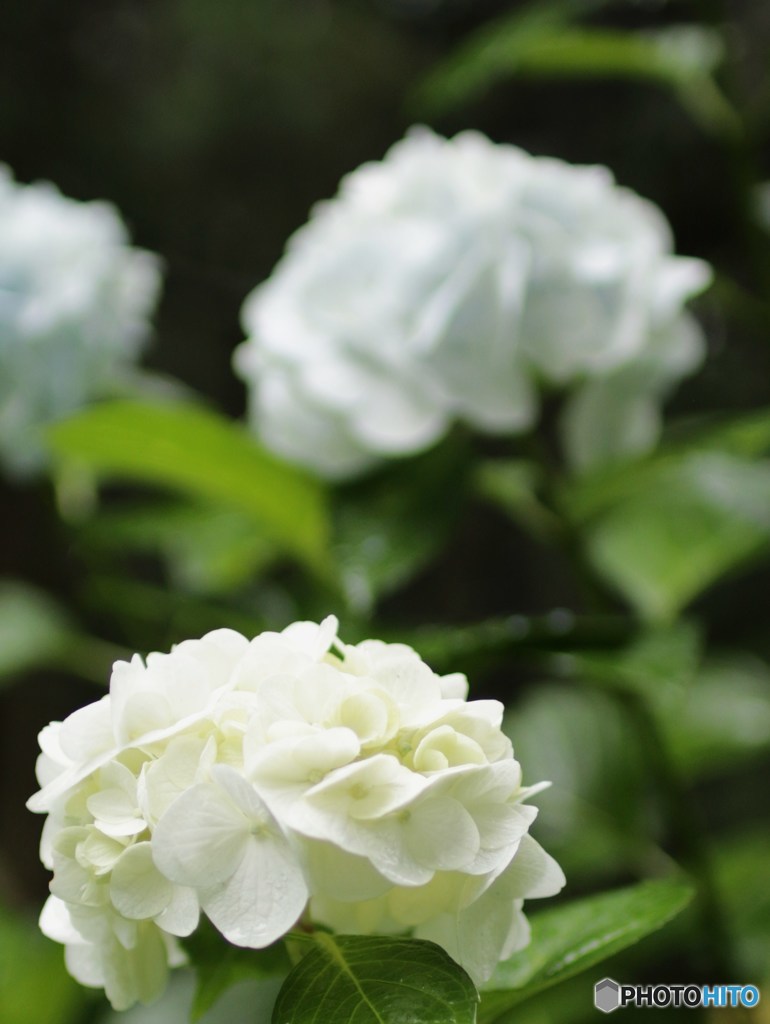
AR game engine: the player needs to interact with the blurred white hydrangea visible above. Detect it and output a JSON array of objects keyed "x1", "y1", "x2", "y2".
[
  {"x1": 28, "y1": 616, "x2": 563, "y2": 1010},
  {"x1": 0, "y1": 165, "x2": 161, "y2": 476},
  {"x1": 234, "y1": 128, "x2": 711, "y2": 477}
]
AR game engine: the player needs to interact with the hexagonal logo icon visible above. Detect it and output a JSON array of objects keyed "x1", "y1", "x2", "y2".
[{"x1": 595, "y1": 978, "x2": 621, "y2": 1013}]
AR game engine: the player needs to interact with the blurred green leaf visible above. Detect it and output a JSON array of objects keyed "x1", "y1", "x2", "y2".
[
  {"x1": 476, "y1": 460, "x2": 560, "y2": 540},
  {"x1": 394, "y1": 612, "x2": 631, "y2": 677},
  {"x1": 84, "y1": 501, "x2": 276, "y2": 596},
  {"x1": 479, "y1": 878, "x2": 694, "y2": 1022},
  {"x1": 506, "y1": 685, "x2": 656, "y2": 883},
  {"x1": 413, "y1": 0, "x2": 606, "y2": 111},
  {"x1": 272, "y1": 934, "x2": 478, "y2": 1024},
  {"x1": 564, "y1": 408, "x2": 770, "y2": 523},
  {"x1": 49, "y1": 400, "x2": 330, "y2": 576},
  {"x1": 563, "y1": 628, "x2": 770, "y2": 779},
  {"x1": 184, "y1": 925, "x2": 289, "y2": 1021},
  {"x1": 566, "y1": 622, "x2": 701, "y2": 699},
  {"x1": 0, "y1": 906, "x2": 86, "y2": 1024},
  {"x1": 712, "y1": 830, "x2": 770, "y2": 981},
  {"x1": 0, "y1": 580, "x2": 74, "y2": 682},
  {"x1": 334, "y1": 442, "x2": 467, "y2": 615},
  {"x1": 416, "y1": 14, "x2": 736, "y2": 135},
  {"x1": 664, "y1": 656, "x2": 770, "y2": 779},
  {"x1": 576, "y1": 452, "x2": 770, "y2": 622}
]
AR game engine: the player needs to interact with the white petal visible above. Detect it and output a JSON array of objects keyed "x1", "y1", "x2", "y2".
[
  {"x1": 503, "y1": 833, "x2": 566, "y2": 899},
  {"x1": 201, "y1": 833, "x2": 307, "y2": 947},
  {"x1": 110, "y1": 843, "x2": 174, "y2": 920},
  {"x1": 155, "y1": 886, "x2": 200, "y2": 937},
  {"x1": 402, "y1": 797, "x2": 480, "y2": 871},
  {"x1": 40, "y1": 895, "x2": 82, "y2": 945},
  {"x1": 152, "y1": 782, "x2": 248, "y2": 889}
]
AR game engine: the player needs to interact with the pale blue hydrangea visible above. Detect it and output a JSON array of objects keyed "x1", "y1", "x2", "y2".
[
  {"x1": 234, "y1": 128, "x2": 711, "y2": 478},
  {"x1": 0, "y1": 166, "x2": 161, "y2": 476}
]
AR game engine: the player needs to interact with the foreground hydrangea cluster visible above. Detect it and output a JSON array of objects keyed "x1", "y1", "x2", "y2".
[
  {"x1": 0, "y1": 165, "x2": 161, "y2": 476},
  {"x1": 235, "y1": 127, "x2": 711, "y2": 477},
  {"x1": 28, "y1": 617, "x2": 564, "y2": 1010}
]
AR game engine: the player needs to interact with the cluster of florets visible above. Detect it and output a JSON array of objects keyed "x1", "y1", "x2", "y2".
[
  {"x1": 0, "y1": 164, "x2": 160, "y2": 475},
  {"x1": 28, "y1": 617, "x2": 563, "y2": 1009},
  {"x1": 234, "y1": 127, "x2": 711, "y2": 477}
]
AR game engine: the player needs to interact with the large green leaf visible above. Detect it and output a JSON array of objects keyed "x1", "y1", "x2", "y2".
[
  {"x1": 272, "y1": 934, "x2": 478, "y2": 1024},
  {"x1": 416, "y1": 13, "x2": 736, "y2": 135},
  {"x1": 478, "y1": 878, "x2": 694, "y2": 1023},
  {"x1": 48, "y1": 400, "x2": 330, "y2": 575}
]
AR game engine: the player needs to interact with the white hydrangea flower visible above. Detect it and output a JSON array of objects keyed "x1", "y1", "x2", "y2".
[
  {"x1": 0, "y1": 165, "x2": 162, "y2": 476},
  {"x1": 29, "y1": 616, "x2": 564, "y2": 1008},
  {"x1": 234, "y1": 128, "x2": 711, "y2": 477}
]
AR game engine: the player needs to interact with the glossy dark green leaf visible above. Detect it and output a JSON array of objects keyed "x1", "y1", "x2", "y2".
[
  {"x1": 479, "y1": 878, "x2": 694, "y2": 1022},
  {"x1": 272, "y1": 934, "x2": 478, "y2": 1024},
  {"x1": 48, "y1": 400, "x2": 330, "y2": 574}
]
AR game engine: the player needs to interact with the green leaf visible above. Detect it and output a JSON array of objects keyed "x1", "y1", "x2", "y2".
[
  {"x1": 334, "y1": 442, "x2": 467, "y2": 614},
  {"x1": 579, "y1": 452, "x2": 770, "y2": 621},
  {"x1": 416, "y1": 15, "x2": 737, "y2": 136},
  {"x1": 475, "y1": 460, "x2": 560, "y2": 540},
  {"x1": 392, "y1": 612, "x2": 631, "y2": 676},
  {"x1": 663, "y1": 656, "x2": 770, "y2": 779},
  {"x1": 413, "y1": 0, "x2": 607, "y2": 111},
  {"x1": 0, "y1": 580, "x2": 75, "y2": 682},
  {"x1": 185, "y1": 934, "x2": 289, "y2": 1021},
  {"x1": 48, "y1": 400, "x2": 330, "y2": 575},
  {"x1": 567, "y1": 622, "x2": 701, "y2": 699},
  {"x1": 479, "y1": 878, "x2": 694, "y2": 1022},
  {"x1": 712, "y1": 830, "x2": 770, "y2": 981},
  {"x1": 84, "y1": 500, "x2": 276, "y2": 596},
  {"x1": 0, "y1": 906, "x2": 86, "y2": 1024},
  {"x1": 506, "y1": 685, "x2": 655, "y2": 883},
  {"x1": 272, "y1": 934, "x2": 479, "y2": 1024}
]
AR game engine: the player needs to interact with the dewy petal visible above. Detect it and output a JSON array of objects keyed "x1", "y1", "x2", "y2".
[{"x1": 201, "y1": 829, "x2": 307, "y2": 947}]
